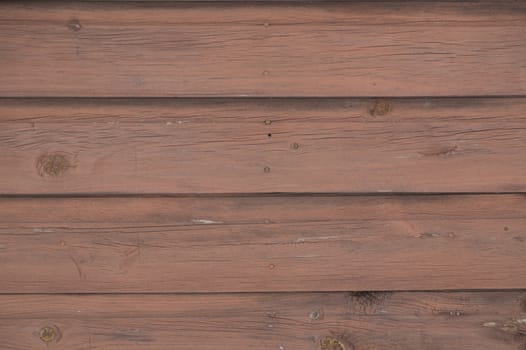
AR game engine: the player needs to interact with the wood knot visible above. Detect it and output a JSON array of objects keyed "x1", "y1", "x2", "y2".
[
  {"x1": 36, "y1": 153, "x2": 72, "y2": 177},
  {"x1": 39, "y1": 325, "x2": 60, "y2": 343},
  {"x1": 309, "y1": 308, "x2": 323, "y2": 321},
  {"x1": 67, "y1": 19, "x2": 82, "y2": 31},
  {"x1": 369, "y1": 100, "x2": 391, "y2": 117},
  {"x1": 320, "y1": 336, "x2": 353, "y2": 350}
]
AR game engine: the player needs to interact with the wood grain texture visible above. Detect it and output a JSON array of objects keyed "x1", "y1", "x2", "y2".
[
  {"x1": 2, "y1": 98, "x2": 526, "y2": 194},
  {"x1": 1, "y1": 292, "x2": 526, "y2": 350},
  {"x1": 0, "y1": 2, "x2": 524, "y2": 97},
  {"x1": 1, "y1": 195, "x2": 525, "y2": 293}
]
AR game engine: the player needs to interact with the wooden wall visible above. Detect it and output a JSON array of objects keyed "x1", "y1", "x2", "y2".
[{"x1": 0, "y1": 1, "x2": 525, "y2": 349}]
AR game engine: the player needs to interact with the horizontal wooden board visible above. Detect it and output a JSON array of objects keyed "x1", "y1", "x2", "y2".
[
  {"x1": 0, "y1": 2, "x2": 524, "y2": 97},
  {"x1": 1, "y1": 194, "x2": 525, "y2": 293},
  {"x1": 2, "y1": 98, "x2": 526, "y2": 194},
  {"x1": 1, "y1": 291, "x2": 525, "y2": 349}
]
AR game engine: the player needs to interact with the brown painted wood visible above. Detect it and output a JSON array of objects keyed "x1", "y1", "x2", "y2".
[
  {"x1": 1, "y1": 195, "x2": 525, "y2": 293},
  {"x1": 0, "y1": 2, "x2": 524, "y2": 97},
  {"x1": 1, "y1": 292, "x2": 525, "y2": 349},
  {"x1": 1, "y1": 98, "x2": 526, "y2": 194}
]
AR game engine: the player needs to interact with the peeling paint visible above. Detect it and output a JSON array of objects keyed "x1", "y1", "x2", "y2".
[
  {"x1": 33, "y1": 228, "x2": 54, "y2": 233},
  {"x1": 192, "y1": 219, "x2": 224, "y2": 225},
  {"x1": 482, "y1": 319, "x2": 526, "y2": 336},
  {"x1": 295, "y1": 236, "x2": 339, "y2": 243}
]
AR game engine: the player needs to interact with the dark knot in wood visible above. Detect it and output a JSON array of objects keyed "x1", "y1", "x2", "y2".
[{"x1": 36, "y1": 153, "x2": 71, "y2": 177}]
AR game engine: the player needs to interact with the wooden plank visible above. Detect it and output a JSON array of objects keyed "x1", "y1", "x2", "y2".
[
  {"x1": 0, "y1": 2, "x2": 524, "y2": 97},
  {"x1": 1, "y1": 194, "x2": 525, "y2": 293},
  {"x1": 1, "y1": 291, "x2": 525, "y2": 349},
  {"x1": 2, "y1": 98, "x2": 526, "y2": 194}
]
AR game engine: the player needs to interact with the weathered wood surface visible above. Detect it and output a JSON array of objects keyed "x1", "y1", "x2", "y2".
[
  {"x1": 1, "y1": 292, "x2": 525, "y2": 350},
  {"x1": 1, "y1": 2, "x2": 524, "y2": 97},
  {"x1": 1, "y1": 195, "x2": 525, "y2": 293},
  {"x1": 2, "y1": 98, "x2": 526, "y2": 194}
]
